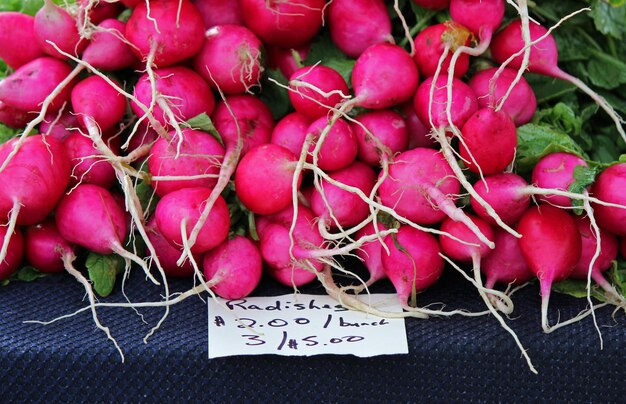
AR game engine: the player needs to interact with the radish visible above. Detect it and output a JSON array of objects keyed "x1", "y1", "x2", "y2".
[
  {"x1": 354, "y1": 221, "x2": 388, "y2": 287},
  {"x1": 468, "y1": 67, "x2": 537, "y2": 126},
  {"x1": 267, "y1": 44, "x2": 310, "y2": 80},
  {"x1": 327, "y1": 0, "x2": 393, "y2": 58},
  {"x1": 470, "y1": 173, "x2": 531, "y2": 226},
  {"x1": 352, "y1": 109, "x2": 409, "y2": 167},
  {"x1": 147, "y1": 128, "x2": 225, "y2": 197},
  {"x1": 449, "y1": 0, "x2": 504, "y2": 48},
  {"x1": 34, "y1": 0, "x2": 87, "y2": 59},
  {"x1": 235, "y1": 144, "x2": 302, "y2": 215},
  {"x1": 411, "y1": 0, "x2": 449, "y2": 9},
  {"x1": 413, "y1": 74, "x2": 477, "y2": 130},
  {"x1": 24, "y1": 219, "x2": 75, "y2": 274},
  {"x1": 517, "y1": 205, "x2": 582, "y2": 333},
  {"x1": 145, "y1": 218, "x2": 195, "y2": 278},
  {"x1": 191, "y1": 0, "x2": 243, "y2": 28},
  {"x1": 193, "y1": 24, "x2": 264, "y2": 95},
  {"x1": 412, "y1": 22, "x2": 470, "y2": 79},
  {"x1": 0, "y1": 57, "x2": 74, "y2": 113},
  {"x1": 270, "y1": 112, "x2": 312, "y2": 156},
  {"x1": 0, "y1": 102, "x2": 34, "y2": 129},
  {"x1": 81, "y1": 19, "x2": 138, "y2": 71},
  {"x1": 399, "y1": 101, "x2": 436, "y2": 149},
  {"x1": 71, "y1": 75, "x2": 127, "y2": 132},
  {"x1": 64, "y1": 132, "x2": 117, "y2": 189},
  {"x1": 131, "y1": 66, "x2": 216, "y2": 129},
  {"x1": 154, "y1": 187, "x2": 230, "y2": 254},
  {"x1": 458, "y1": 108, "x2": 517, "y2": 175},
  {"x1": 288, "y1": 65, "x2": 350, "y2": 120},
  {"x1": 125, "y1": 0, "x2": 205, "y2": 67},
  {"x1": 40, "y1": 109, "x2": 80, "y2": 142},
  {"x1": 590, "y1": 163, "x2": 626, "y2": 236},
  {"x1": 239, "y1": 0, "x2": 325, "y2": 48},
  {"x1": 76, "y1": 0, "x2": 123, "y2": 26},
  {"x1": 0, "y1": 12, "x2": 45, "y2": 69},
  {"x1": 0, "y1": 226, "x2": 23, "y2": 281},
  {"x1": 203, "y1": 235, "x2": 262, "y2": 299},
  {"x1": 482, "y1": 227, "x2": 534, "y2": 291},
  {"x1": 491, "y1": 19, "x2": 626, "y2": 143},
  {"x1": 381, "y1": 225, "x2": 443, "y2": 308},
  {"x1": 305, "y1": 116, "x2": 357, "y2": 171},
  {"x1": 531, "y1": 152, "x2": 588, "y2": 208}
]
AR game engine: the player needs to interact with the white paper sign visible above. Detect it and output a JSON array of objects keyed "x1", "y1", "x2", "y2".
[{"x1": 208, "y1": 293, "x2": 408, "y2": 358}]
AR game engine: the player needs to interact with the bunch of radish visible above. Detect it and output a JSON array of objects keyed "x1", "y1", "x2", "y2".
[{"x1": 1, "y1": 0, "x2": 625, "y2": 371}]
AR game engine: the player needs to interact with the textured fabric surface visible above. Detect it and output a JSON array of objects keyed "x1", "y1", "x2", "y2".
[{"x1": 1, "y1": 265, "x2": 625, "y2": 402}]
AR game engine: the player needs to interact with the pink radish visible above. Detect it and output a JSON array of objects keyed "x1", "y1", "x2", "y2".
[
  {"x1": 305, "y1": 116, "x2": 358, "y2": 171},
  {"x1": 449, "y1": 0, "x2": 504, "y2": 46},
  {"x1": 193, "y1": 24, "x2": 264, "y2": 95},
  {"x1": 40, "y1": 109, "x2": 80, "y2": 142},
  {"x1": 517, "y1": 205, "x2": 582, "y2": 332},
  {"x1": 145, "y1": 218, "x2": 195, "y2": 278},
  {"x1": 411, "y1": 0, "x2": 449, "y2": 9},
  {"x1": 267, "y1": 44, "x2": 310, "y2": 80},
  {"x1": 203, "y1": 235, "x2": 262, "y2": 299},
  {"x1": 352, "y1": 109, "x2": 409, "y2": 167},
  {"x1": 64, "y1": 132, "x2": 117, "y2": 189},
  {"x1": 470, "y1": 173, "x2": 531, "y2": 226},
  {"x1": 0, "y1": 57, "x2": 74, "y2": 113},
  {"x1": 482, "y1": 227, "x2": 534, "y2": 290},
  {"x1": 82, "y1": 19, "x2": 138, "y2": 71},
  {"x1": 327, "y1": 0, "x2": 393, "y2": 58},
  {"x1": 381, "y1": 225, "x2": 443, "y2": 307},
  {"x1": 491, "y1": 19, "x2": 626, "y2": 143},
  {"x1": 459, "y1": 108, "x2": 517, "y2": 175},
  {"x1": 355, "y1": 221, "x2": 388, "y2": 286},
  {"x1": 76, "y1": 0, "x2": 123, "y2": 26},
  {"x1": 0, "y1": 226, "x2": 23, "y2": 281},
  {"x1": 132, "y1": 66, "x2": 215, "y2": 128},
  {"x1": 399, "y1": 101, "x2": 436, "y2": 149},
  {"x1": 413, "y1": 22, "x2": 470, "y2": 79},
  {"x1": 154, "y1": 187, "x2": 230, "y2": 254},
  {"x1": 235, "y1": 144, "x2": 302, "y2": 215},
  {"x1": 288, "y1": 65, "x2": 350, "y2": 120},
  {"x1": 25, "y1": 219, "x2": 75, "y2": 274},
  {"x1": 0, "y1": 12, "x2": 45, "y2": 69},
  {"x1": 239, "y1": 0, "x2": 325, "y2": 48},
  {"x1": 590, "y1": 163, "x2": 626, "y2": 236},
  {"x1": 192, "y1": 0, "x2": 243, "y2": 28},
  {"x1": 148, "y1": 128, "x2": 225, "y2": 197},
  {"x1": 71, "y1": 75, "x2": 127, "y2": 132},
  {"x1": 125, "y1": 0, "x2": 205, "y2": 67},
  {"x1": 270, "y1": 112, "x2": 312, "y2": 156},
  {"x1": 0, "y1": 102, "x2": 34, "y2": 129},
  {"x1": 531, "y1": 152, "x2": 588, "y2": 208},
  {"x1": 34, "y1": 0, "x2": 87, "y2": 59},
  {"x1": 468, "y1": 67, "x2": 537, "y2": 126}
]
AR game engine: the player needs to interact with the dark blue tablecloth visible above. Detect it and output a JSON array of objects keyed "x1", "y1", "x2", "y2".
[{"x1": 1, "y1": 266, "x2": 625, "y2": 402}]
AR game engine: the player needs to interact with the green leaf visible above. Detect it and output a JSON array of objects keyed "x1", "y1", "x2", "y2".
[
  {"x1": 590, "y1": 0, "x2": 626, "y2": 39},
  {"x1": 568, "y1": 165, "x2": 598, "y2": 213},
  {"x1": 552, "y1": 279, "x2": 607, "y2": 302},
  {"x1": 305, "y1": 32, "x2": 355, "y2": 86},
  {"x1": 515, "y1": 123, "x2": 587, "y2": 173},
  {"x1": 0, "y1": 124, "x2": 18, "y2": 144},
  {"x1": 1, "y1": 266, "x2": 46, "y2": 286},
  {"x1": 185, "y1": 112, "x2": 224, "y2": 147},
  {"x1": 85, "y1": 252, "x2": 123, "y2": 297},
  {"x1": 586, "y1": 50, "x2": 626, "y2": 90},
  {"x1": 608, "y1": 260, "x2": 626, "y2": 296},
  {"x1": 259, "y1": 68, "x2": 291, "y2": 120}
]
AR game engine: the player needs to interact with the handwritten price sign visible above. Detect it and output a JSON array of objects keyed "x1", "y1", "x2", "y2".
[{"x1": 208, "y1": 294, "x2": 408, "y2": 358}]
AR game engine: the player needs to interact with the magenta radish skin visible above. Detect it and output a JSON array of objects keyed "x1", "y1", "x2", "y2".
[
  {"x1": 267, "y1": 44, "x2": 310, "y2": 80},
  {"x1": 531, "y1": 152, "x2": 588, "y2": 208},
  {"x1": 77, "y1": 0, "x2": 123, "y2": 25},
  {"x1": 0, "y1": 12, "x2": 45, "y2": 69},
  {"x1": 468, "y1": 67, "x2": 537, "y2": 126},
  {"x1": 306, "y1": 117, "x2": 358, "y2": 171},
  {"x1": 440, "y1": 215, "x2": 494, "y2": 262},
  {"x1": 132, "y1": 66, "x2": 215, "y2": 127},
  {"x1": 239, "y1": 0, "x2": 325, "y2": 48},
  {"x1": 288, "y1": 65, "x2": 350, "y2": 120},
  {"x1": 64, "y1": 132, "x2": 117, "y2": 189},
  {"x1": 517, "y1": 205, "x2": 582, "y2": 293},
  {"x1": 211, "y1": 94, "x2": 274, "y2": 156},
  {"x1": 145, "y1": 218, "x2": 194, "y2": 278},
  {"x1": 413, "y1": 22, "x2": 470, "y2": 79},
  {"x1": 34, "y1": 0, "x2": 86, "y2": 59},
  {"x1": 459, "y1": 108, "x2": 517, "y2": 175},
  {"x1": 470, "y1": 172, "x2": 531, "y2": 226},
  {"x1": 203, "y1": 235, "x2": 263, "y2": 299},
  {"x1": 192, "y1": 0, "x2": 243, "y2": 28},
  {"x1": 378, "y1": 148, "x2": 460, "y2": 224},
  {"x1": 411, "y1": 0, "x2": 449, "y2": 9},
  {"x1": 125, "y1": 0, "x2": 205, "y2": 67},
  {"x1": 0, "y1": 226, "x2": 23, "y2": 281},
  {"x1": 570, "y1": 216, "x2": 619, "y2": 280},
  {"x1": 71, "y1": 75, "x2": 127, "y2": 132},
  {"x1": 327, "y1": 0, "x2": 393, "y2": 58},
  {"x1": 355, "y1": 222, "x2": 388, "y2": 284},
  {"x1": 82, "y1": 19, "x2": 138, "y2": 71},
  {"x1": 310, "y1": 161, "x2": 377, "y2": 228},
  {"x1": 413, "y1": 74, "x2": 478, "y2": 129},
  {"x1": 590, "y1": 163, "x2": 626, "y2": 236},
  {"x1": 235, "y1": 144, "x2": 302, "y2": 215},
  {"x1": 0, "y1": 102, "x2": 34, "y2": 129},
  {"x1": 352, "y1": 109, "x2": 409, "y2": 166},
  {"x1": 0, "y1": 57, "x2": 74, "y2": 113},
  {"x1": 148, "y1": 128, "x2": 225, "y2": 196},
  {"x1": 0, "y1": 135, "x2": 71, "y2": 226},
  {"x1": 155, "y1": 187, "x2": 230, "y2": 254},
  {"x1": 400, "y1": 101, "x2": 437, "y2": 148},
  {"x1": 25, "y1": 219, "x2": 74, "y2": 274},
  {"x1": 482, "y1": 228, "x2": 534, "y2": 289},
  {"x1": 40, "y1": 109, "x2": 80, "y2": 142},
  {"x1": 352, "y1": 43, "x2": 419, "y2": 109},
  {"x1": 270, "y1": 112, "x2": 312, "y2": 156},
  {"x1": 193, "y1": 24, "x2": 264, "y2": 95},
  {"x1": 55, "y1": 184, "x2": 128, "y2": 255},
  {"x1": 449, "y1": 0, "x2": 504, "y2": 40},
  {"x1": 382, "y1": 226, "x2": 444, "y2": 304}
]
